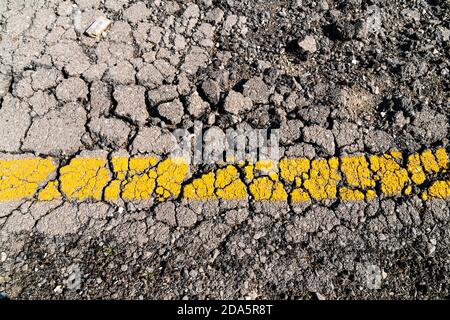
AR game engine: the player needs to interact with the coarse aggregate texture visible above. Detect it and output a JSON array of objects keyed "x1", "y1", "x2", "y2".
[{"x1": 0, "y1": 0, "x2": 449, "y2": 300}]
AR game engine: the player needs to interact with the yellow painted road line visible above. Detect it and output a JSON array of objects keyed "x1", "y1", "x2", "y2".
[{"x1": 0, "y1": 149, "x2": 449, "y2": 203}]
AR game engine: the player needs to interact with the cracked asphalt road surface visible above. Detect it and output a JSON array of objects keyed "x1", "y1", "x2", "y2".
[{"x1": 0, "y1": 0, "x2": 450, "y2": 299}]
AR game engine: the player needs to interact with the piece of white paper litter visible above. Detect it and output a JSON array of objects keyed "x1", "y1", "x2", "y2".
[{"x1": 85, "y1": 16, "x2": 112, "y2": 38}]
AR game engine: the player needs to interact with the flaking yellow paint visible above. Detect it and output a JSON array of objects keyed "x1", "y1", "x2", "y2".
[
  {"x1": 38, "y1": 181, "x2": 61, "y2": 201},
  {"x1": 2, "y1": 149, "x2": 450, "y2": 203},
  {"x1": 303, "y1": 158, "x2": 340, "y2": 200},
  {"x1": 0, "y1": 158, "x2": 56, "y2": 201},
  {"x1": 370, "y1": 153, "x2": 409, "y2": 197},
  {"x1": 59, "y1": 158, "x2": 110, "y2": 200}
]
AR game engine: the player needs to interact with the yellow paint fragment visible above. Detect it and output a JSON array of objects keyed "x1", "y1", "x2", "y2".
[
  {"x1": 104, "y1": 180, "x2": 123, "y2": 201},
  {"x1": 340, "y1": 155, "x2": 375, "y2": 189},
  {"x1": 255, "y1": 160, "x2": 278, "y2": 174},
  {"x1": 407, "y1": 149, "x2": 448, "y2": 187},
  {"x1": 404, "y1": 186, "x2": 412, "y2": 196},
  {"x1": 130, "y1": 157, "x2": 158, "y2": 173},
  {"x1": 59, "y1": 158, "x2": 110, "y2": 200},
  {"x1": 105, "y1": 157, "x2": 159, "y2": 201},
  {"x1": 272, "y1": 181, "x2": 288, "y2": 200},
  {"x1": 155, "y1": 158, "x2": 189, "y2": 200},
  {"x1": 104, "y1": 157, "x2": 128, "y2": 201},
  {"x1": 370, "y1": 153, "x2": 409, "y2": 197},
  {"x1": 215, "y1": 165, "x2": 247, "y2": 200},
  {"x1": 340, "y1": 188, "x2": 365, "y2": 201},
  {"x1": 243, "y1": 164, "x2": 254, "y2": 182},
  {"x1": 38, "y1": 181, "x2": 61, "y2": 201},
  {"x1": 279, "y1": 158, "x2": 312, "y2": 203},
  {"x1": 366, "y1": 190, "x2": 377, "y2": 201},
  {"x1": 280, "y1": 158, "x2": 310, "y2": 182},
  {"x1": 122, "y1": 173, "x2": 156, "y2": 200},
  {"x1": 0, "y1": 158, "x2": 56, "y2": 201},
  {"x1": 303, "y1": 158, "x2": 340, "y2": 200},
  {"x1": 425, "y1": 180, "x2": 450, "y2": 199},
  {"x1": 291, "y1": 189, "x2": 311, "y2": 203},
  {"x1": 420, "y1": 149, "x2": 440, "y2": 173},
  {"x1": 184, "y1": 172, "x2": 216, "y2": 200},
  {"x1": 391, "y1": 150, "x2": 403, "y2": 159},
  {"x1": 435, "y1": 149, "x2": 448, "y2": 170},
  {"x1": 407, "y1": 153, "x2": 426, "y2": 185},
  {"x1": 249, "y1": 177, "x2": 287, "y2": 201}
]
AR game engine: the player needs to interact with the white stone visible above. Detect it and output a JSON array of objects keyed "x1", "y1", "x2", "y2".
[{"x1": 298, "y1": 35, "x2": 317, "y2": 53}]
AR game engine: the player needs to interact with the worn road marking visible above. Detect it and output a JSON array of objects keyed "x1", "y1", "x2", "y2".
[{"x1": 0, "y1": 149, "x2": 448, "y2": 203}]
